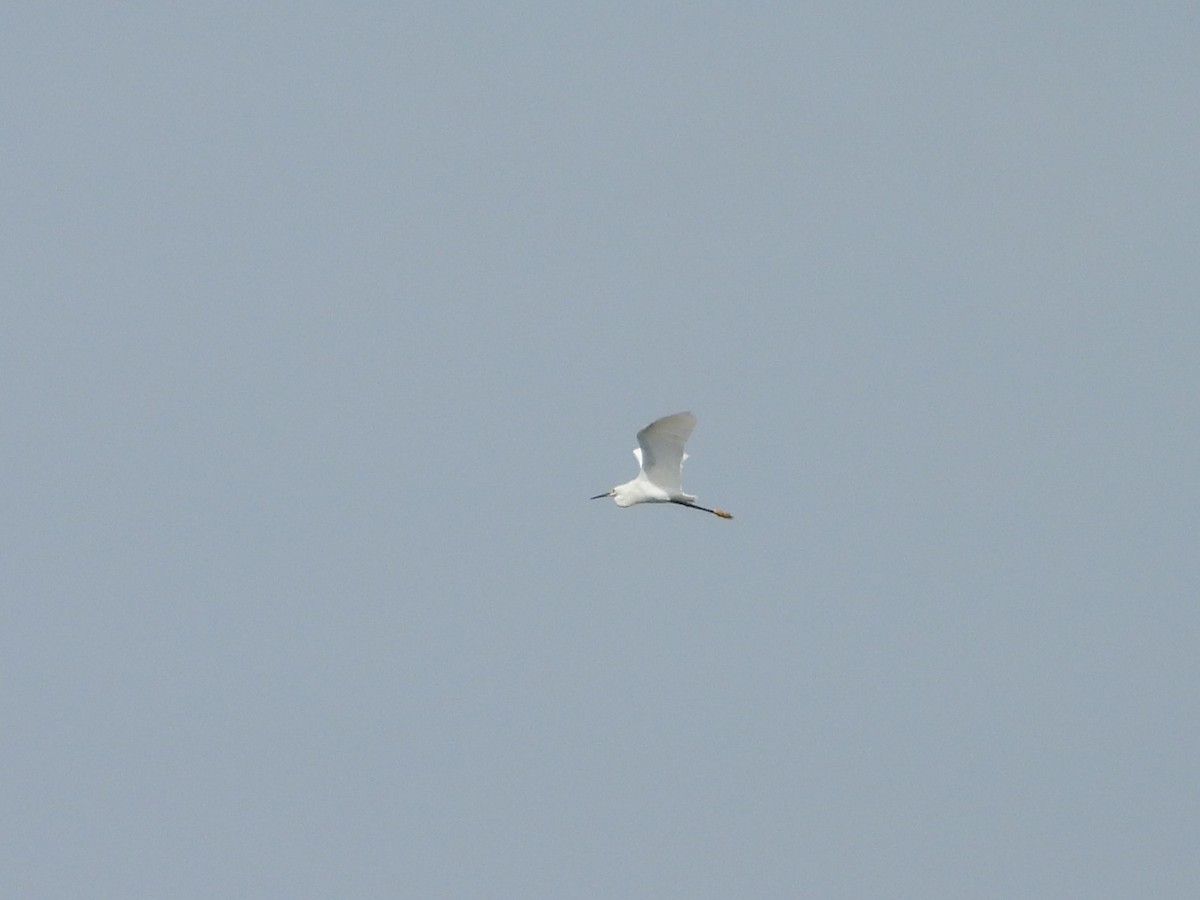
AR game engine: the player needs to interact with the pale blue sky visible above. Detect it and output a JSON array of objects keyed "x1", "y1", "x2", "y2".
[{"x1": 4, "y1": 4, "x2": 1198, "y2": 897}]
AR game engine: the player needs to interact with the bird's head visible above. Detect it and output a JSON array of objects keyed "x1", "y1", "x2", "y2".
[
  {"x1": 610, "y1": 483, "x2": 639, "y2": 507},
  {"x1": 589, "y1": 483, "x2": 641, "y2": 507}
]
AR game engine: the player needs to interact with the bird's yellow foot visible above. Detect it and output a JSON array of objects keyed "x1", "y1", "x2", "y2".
[{"x1": 714, "y1": 509, "x2": 733, "y2": 519}]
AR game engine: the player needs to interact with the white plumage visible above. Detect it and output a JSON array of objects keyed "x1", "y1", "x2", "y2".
[{"x1": 590, "y1": 412, "x2": 732, "y2": 519}]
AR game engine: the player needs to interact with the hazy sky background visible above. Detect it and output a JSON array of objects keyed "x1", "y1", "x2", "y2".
[{"x1": 4, "y1": 4, "x2": 1198, "y2": 897}]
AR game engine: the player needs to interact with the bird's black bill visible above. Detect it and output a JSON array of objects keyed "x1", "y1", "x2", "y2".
[{"x1": 589, "y1": 492, "x2": 610, "y2": 500}]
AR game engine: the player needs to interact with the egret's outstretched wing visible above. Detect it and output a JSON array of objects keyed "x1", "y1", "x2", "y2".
[{"x1": 636, "y1": 411, "x2": 695, "y2": 494}]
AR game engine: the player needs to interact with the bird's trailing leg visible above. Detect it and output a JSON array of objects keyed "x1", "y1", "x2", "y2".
[{"x1": 671, "y1": 500, "x2": 733, "y2": 519}]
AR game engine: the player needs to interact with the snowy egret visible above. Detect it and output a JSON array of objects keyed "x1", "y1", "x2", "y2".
[{"x1": 590, "y1": 411, "x2": 733, "y2": 519}]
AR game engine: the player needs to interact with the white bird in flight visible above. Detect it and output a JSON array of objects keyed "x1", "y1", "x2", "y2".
[{"x1": 590, "y1": 411, "x2": 733, "y2": 519}]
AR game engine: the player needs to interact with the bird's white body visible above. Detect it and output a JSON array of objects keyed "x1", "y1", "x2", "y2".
[{"x1": 592, "y1": 412, "x2": 732, "y2": 519}]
